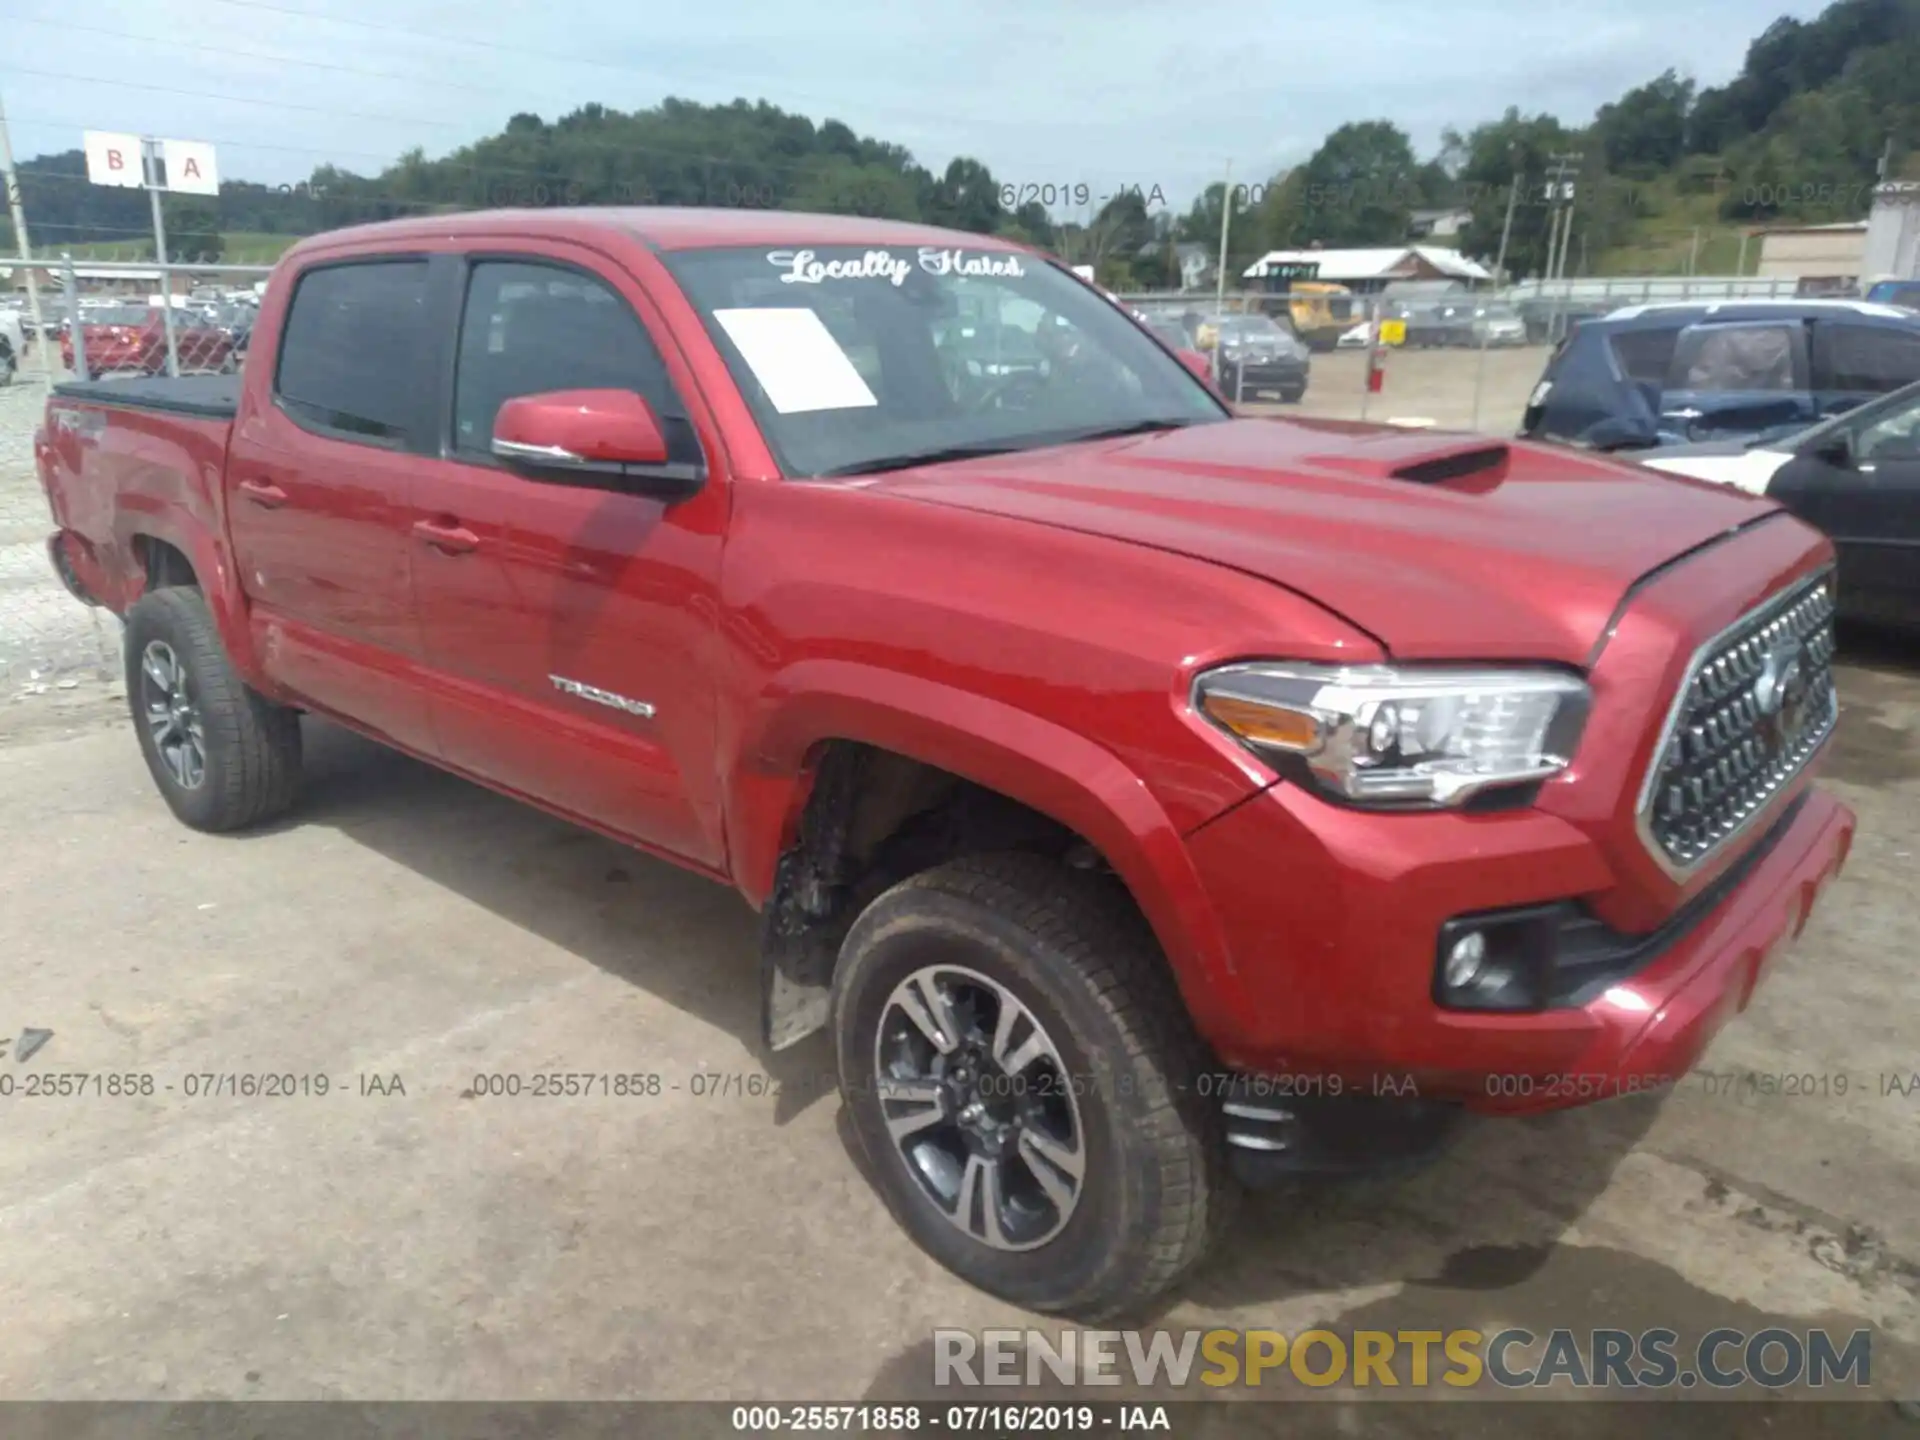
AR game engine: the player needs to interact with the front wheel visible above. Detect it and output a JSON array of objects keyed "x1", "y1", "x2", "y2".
[
  {"x1": 123, "y1": 586, "x2": 303, "y2": 832},
  {"x1": 832, "y1": 854, "x2": 1232, "y2": 1320}
]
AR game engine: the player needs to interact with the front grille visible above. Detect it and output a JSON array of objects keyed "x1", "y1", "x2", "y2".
[{"x1": 1638, "y1": 573, "x2": 1837, "y2": 872}]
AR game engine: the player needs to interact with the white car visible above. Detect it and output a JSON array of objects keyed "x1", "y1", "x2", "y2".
[
  {"x1": 1637, "y1": 440, "x2": 1800, "y2": 495},
  {"x1": 0, "y1": 307, "x2": 24, "y2": 385}
]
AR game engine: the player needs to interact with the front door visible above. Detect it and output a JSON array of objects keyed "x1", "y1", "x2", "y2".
[
  {"x1": 1660, "y1": 319, "x2": 1814, "y2": 442},
  {"x1": 1773, "y1": 386, "x2": 1920, "y2": 629},
  {"x1": 405, "y1": 249, "x2": 730, "y2": 867}
]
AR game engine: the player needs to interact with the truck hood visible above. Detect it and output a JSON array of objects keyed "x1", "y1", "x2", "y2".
[{"x1": 864, "y1": 416, "x2": 1784, "y2": 664}]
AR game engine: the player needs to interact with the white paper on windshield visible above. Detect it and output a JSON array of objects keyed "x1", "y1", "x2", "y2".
[{"x1": 712, "y1": 307, "x2": 878, "y2": 414}]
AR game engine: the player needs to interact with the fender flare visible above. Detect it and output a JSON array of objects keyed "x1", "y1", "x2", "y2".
[
  {"x1": 115, "y1": 505, "x2": 269, "y2": 692},
  {"x1": 727, "y1": 659, "x2": 1248, "y2": 1038}
]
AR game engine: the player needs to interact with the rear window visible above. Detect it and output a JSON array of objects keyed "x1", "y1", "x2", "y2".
[
  {"x1": 274, "y1": 260, "x2": 431, "y2": 443},
  {"x1": 1607, "y1": 328, "x2": 1679, "y2": 384},
  {"x1": 1819, "y1": 324, "x2": 1920, "y2": 392},
  {"x1": 87, "y1": 306, "x2": 157, "y2": 327}
]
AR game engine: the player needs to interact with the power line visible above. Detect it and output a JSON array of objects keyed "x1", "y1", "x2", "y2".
[
  {"x1": 5, "y1": 3, "x2": 1260, "y2": 171},
  {"x1": 3, "y1": 66, "x2": 463, "y2": 129}
]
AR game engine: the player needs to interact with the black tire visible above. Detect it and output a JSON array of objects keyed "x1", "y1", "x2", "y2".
[
  {"x1": 123, "y1": 586, "x2": 302, "y2": 832},
  {"x1": 0, "y1": 342, "x2": 14, "y2": 387},
  {"x1": 832, "y1": 853, "x2": 1233, "y2": 1320}
]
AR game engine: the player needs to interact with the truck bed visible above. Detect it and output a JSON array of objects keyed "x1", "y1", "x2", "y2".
[{"x1": 52, "y1": 374, "x2": 241, "y2": 420}]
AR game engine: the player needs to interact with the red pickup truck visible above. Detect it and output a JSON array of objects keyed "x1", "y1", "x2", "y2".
[{"x1": 35, "y1": 208, "x2": 1855, "y2": 1319}]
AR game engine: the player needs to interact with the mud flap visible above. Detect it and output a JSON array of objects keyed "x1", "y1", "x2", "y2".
[
  {"x1": 759, "y1": 850, "x2": 842, "y2": 1051},
  {"x1": 758, "y1": 747, "x2": 869, "y2": 1053}
]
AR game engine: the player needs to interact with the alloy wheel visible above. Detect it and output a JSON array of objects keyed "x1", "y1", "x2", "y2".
[
  {"x1": 872, "y1": 963, "x2": 1086, "y2": 1251},
  {"x1": 139, "y1": 640, "x2": 207, "y2": 790}
]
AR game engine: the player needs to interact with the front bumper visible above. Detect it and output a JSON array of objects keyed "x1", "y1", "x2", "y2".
[
  {"x1": 1219, "y1": 357, "x2": 1308, "y2": 399},
  {"x1": 1182, "y1": 774, "x2": 1853, "y2": 1115}
]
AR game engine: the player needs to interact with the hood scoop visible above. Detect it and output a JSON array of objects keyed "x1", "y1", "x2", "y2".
[{"x1": 1301, "y1": 437, "x2": 1513, "y2": 489}]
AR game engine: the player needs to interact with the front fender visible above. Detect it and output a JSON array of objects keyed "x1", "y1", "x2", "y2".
[{"x1": 725, "y1": 658, "x2": 1248, "y2": 1042}]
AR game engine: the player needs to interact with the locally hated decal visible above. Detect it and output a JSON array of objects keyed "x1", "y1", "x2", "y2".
[{"x1": 767, "y1": 247, "x2": 1026, "y2": 286}]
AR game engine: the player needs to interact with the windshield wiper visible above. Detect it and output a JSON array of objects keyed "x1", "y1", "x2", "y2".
[
  {"x1": 815, "y1": 419, "x2": 1199, "y2": 479},
  {"x1": 1053, "y1": 417, "x2": 1202, "y2": 444},
  {"x1": 817, "y1": 441, "x2": 1030, "y2": 478}
]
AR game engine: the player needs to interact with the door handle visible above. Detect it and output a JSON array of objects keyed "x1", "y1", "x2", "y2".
[
  {"x1": 412, "y1": 517, "x2": 479, "y2": 554},
  {"x1": 237, "y1": 478, "x2": 288, "y2": 508}
]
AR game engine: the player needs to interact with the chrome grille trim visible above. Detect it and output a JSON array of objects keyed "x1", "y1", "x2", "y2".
[{"x1": 1634, "y1": 570, "x2": 1838, "y2": 878}]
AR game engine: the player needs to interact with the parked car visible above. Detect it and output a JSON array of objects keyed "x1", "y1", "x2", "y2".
[
  {"x1": 1519, "y1": 299, "x2": 1920, "y2": 452},
  {"x1": 1209, "y1": 313, "x2": 1310, "y2": 402},
  {"x1": 1517, "y1": 295, "x2": 1616, "y2": 345},
  {"x1": 206, "y1": 302, "x2": 257, "y2": 359},
  {"x1": 35, "y1": 209, "x2": 1854, "y2": 1319},
  {"x1": 59, "y1": 305, "x2": 238, "y2": 376},
  {"x1": 1864, "y1": 278, "x2": 1920, "y2": 313},
  {"x1": 0, "y1": 306, "x2": 22, "y2": 385},
  {"x1": 1637, "y1": 378, "x2": 1920, "y2": 631}
]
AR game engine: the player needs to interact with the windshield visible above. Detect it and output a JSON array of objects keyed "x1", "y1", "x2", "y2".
[
  {"x1": 1476, "y1": 304, "x2": 1521, "y2": 321},
  {"x1": 1216, "y1": 317, "x2": 1291, "y2": 343},
  {"x1": 86, "y1": 306, "x2": 158, "y2": 327},
  {"x1": 662, "y1": 244, "x2": 1227, "y2": 477}
]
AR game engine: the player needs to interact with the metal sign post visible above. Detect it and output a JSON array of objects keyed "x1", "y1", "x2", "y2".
[
  {"x1": 0, "y1": 90, "x2": 55, "y2": 380},
  {"x1": 144, "y1": 139, "x2": 180, "y2": 377},
  {"x1": 61, "y1": 255, "x2": 88, "y2": 381},
  {"x1": 81, "y1": 131, "x2": 218, "y2": 377}
]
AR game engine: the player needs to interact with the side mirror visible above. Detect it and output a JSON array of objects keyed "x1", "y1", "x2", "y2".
[
  {"x1": 1176, "y1": 348, "x2": 1215, "y2": 382},
  {"x1": 1582, "y1": 417, "x2": 1660, "y2": 453},
  {"x1": 492, "y1": 389, "x2": 703, "y2": 501},
  {"x1": 1807, "y1": 433, "x2": 1853, "y2": 467}
]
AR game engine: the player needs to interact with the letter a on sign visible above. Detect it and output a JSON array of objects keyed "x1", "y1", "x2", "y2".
[
  {"x1": 84, "y1": 131, "x2": 145, "y2": 189},
  {"x1": 161, "y1": 140, "x2": 220, "y2": 196}
]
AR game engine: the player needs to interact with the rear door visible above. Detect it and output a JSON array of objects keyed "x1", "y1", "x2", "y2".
[
  {"x1": 1659, "y1": 319, "x2": 1813, "y2": 441},
  {"x1": 1809, "y1": 321, "x2": 1920, "y2": 420},
  {"x1": 224, "y1": 257, "x2": 439, "y2": 750}
]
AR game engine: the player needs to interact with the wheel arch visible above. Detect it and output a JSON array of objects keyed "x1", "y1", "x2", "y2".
[{"x1": 730, "y1": 661, "x2": 1243, "y2": 1052}]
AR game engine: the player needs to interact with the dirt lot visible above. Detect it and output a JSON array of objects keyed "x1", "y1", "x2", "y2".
[{"x1": 2, "y1": 361, "x2": 1918, "y2": 1428}]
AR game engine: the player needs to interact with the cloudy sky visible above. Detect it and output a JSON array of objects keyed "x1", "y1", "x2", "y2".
[{"x1": 3, "y1": 0, "x2": 1822, "y2": 212}]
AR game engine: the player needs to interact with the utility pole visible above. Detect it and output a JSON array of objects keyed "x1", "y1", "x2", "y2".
[
  {"x1": 0, "y1": 89, "x2": 54, "y2": 380},
  {"x1": 1214, "y1": 160, "x2": 1234, "y2": 316},
  {"x1": 1491, "y1": 142, "x2": 1521, "y2": 285},
  {"x1": 1544, "y1": 150, "x2": 1583, "y2": 341}
]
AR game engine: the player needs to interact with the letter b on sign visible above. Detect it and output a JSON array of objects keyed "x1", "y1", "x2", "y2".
[{"x1": 84, "y1": 131, "x2": 145, "y2": 189}]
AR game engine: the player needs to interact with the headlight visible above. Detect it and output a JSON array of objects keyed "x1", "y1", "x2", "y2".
[{"x1": 1193, "y1": 663, "x2": 1591, "y2": 808}]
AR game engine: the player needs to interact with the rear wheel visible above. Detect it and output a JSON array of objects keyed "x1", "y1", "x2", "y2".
[
  {"x1": 123, "y1": 586, "x2": 302, "y2": 832},
  {"x1": 833, "y1": 854, "x2": 1232, "y2": 1320}
]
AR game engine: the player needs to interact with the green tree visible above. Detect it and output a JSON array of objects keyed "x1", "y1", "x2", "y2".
[
  {"x1": 163, "y1": 198, "x2": 224, "y2": 263},
  {"x1": 1454, "y1": 109, "x2": 1579, "y2": 279},
  {"x1": 1594, "y1": 71, "x2": 1695, "y2": 177},
  {"x1": 1294, "y1": 120, "x2": 1421, "y2": 244}
]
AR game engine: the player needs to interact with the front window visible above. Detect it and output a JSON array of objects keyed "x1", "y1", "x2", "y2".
[
  {"x1": 661, "y1": 244, "x2": 1227, "y2": 477},
  {"x1": 1854, "y1": 388, "x2": 1920, "y2": 461}
]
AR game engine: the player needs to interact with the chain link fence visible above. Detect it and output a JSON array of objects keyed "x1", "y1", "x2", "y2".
[
  {"x1": 0, "y1": 260, "x2": 272, "y2": 708},
  {"x1": 1114, "y1": 274, "x2": 1807, "y2": 430}
]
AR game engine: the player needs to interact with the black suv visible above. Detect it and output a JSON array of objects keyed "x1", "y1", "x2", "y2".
[{"x1": 1519, "y1": 299, "x2": 1920, "y2": 451}]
